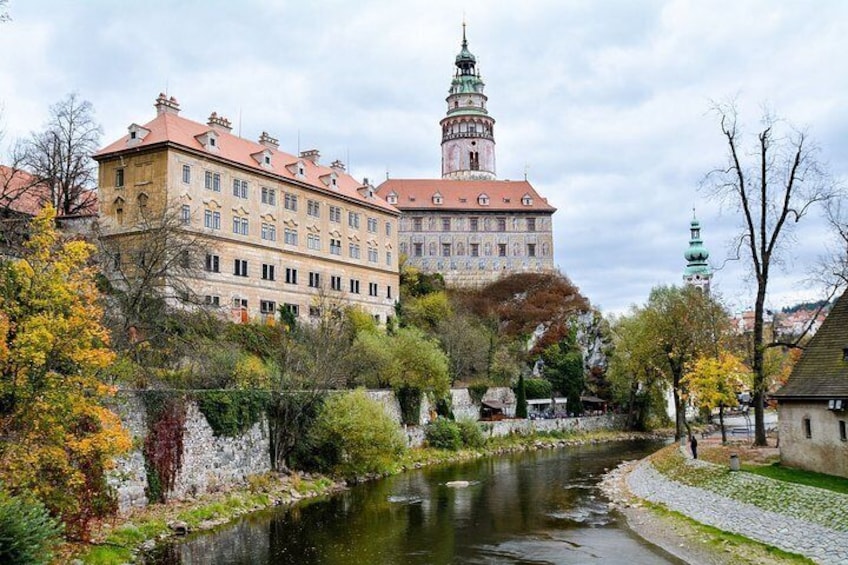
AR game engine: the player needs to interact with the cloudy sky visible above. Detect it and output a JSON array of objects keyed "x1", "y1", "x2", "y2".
[{"x1": 1, "y1": 0, "x2": 846, "y2": 315}]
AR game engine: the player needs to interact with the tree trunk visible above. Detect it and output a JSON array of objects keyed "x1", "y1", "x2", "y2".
[
  {"x1": 719, "y1": 403, "x2": 726, "y2": 444},
  {"x1": 673, "y1": 384, "x2": 683, "y2": 441},
  {"x1": 752, "y1": 284, "x2": 767, "y2": 446}
]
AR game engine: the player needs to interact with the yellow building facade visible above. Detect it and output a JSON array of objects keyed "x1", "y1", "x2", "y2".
[{"x1": 95, "y1": 94, "x2": 399, "y2": 324}]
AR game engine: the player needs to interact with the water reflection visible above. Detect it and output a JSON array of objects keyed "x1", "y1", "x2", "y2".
[{"x1": 147, "y1": 440, "x2": 683, "y2": 565}]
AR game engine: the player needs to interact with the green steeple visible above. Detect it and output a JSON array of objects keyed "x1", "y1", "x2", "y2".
[
  {"x1": 684, "y1": 216, "x2": 712, "y2": 277},
  {"x1": 450, "y1": 23, "x2": 485, "y2": 96}
]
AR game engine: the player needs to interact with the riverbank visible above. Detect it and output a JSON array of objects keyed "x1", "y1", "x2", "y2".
[
  {"x1": 601, "y1": 439, "x2": 848, "y2": 564},
  {"x1": 67, "y1": 428, "x2": 665, "y2": 564}
]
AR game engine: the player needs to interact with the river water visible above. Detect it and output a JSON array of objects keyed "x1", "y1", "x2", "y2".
[{"x1": 147, "y1": 439, "x2": 683, "y2": 564}]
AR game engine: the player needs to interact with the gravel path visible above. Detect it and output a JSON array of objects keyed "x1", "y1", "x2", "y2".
[{"x1": 627, "y1": 449, "x2": 848, "y2": 564}]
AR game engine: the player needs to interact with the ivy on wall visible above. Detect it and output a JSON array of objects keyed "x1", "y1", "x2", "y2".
[
  {"x1": 140, "y1": 391, "x2": 187, "y2": 504},
  {"x1": 196, "y1": 390, "x2": 270, "y2": 437},
  {"x1": 396, "y1": 386, "x2": 422, "y2": 425}
]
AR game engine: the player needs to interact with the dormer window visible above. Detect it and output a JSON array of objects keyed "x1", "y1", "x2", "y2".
[
  {"x1": 130, "y1": 131, "x2": 137, "y2": 140},
  {"x1": 126, "y1": 123, "x2": 151, "y2": 147},
  {"x1": 386, "y1": 192, "x2": 398, "y2": 205},
  {"x1": 319, "y1": 172, "x2": 339, "y2": 189},
  {"x1": 477, "y1": 193, "x2": 489, "y2": 206},
  {"x1": 195, "y1": 130, "x2": 220, "y2": 153},
  {"x1": 264, "y1": 154, "x2": 271, "y2": 165},
  {"x1": 432, "y1": 192, "x2": 443, "y2": 205},
  {"x1": 522, "y1": 194, "x2": 533, "y2": 206},
  {"x1": 251, "y1": 149, "x2": 273, "y2": 169}
]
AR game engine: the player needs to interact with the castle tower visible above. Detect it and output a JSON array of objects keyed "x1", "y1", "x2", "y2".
[
  {"x1": 440, "y1": 24, "x2": 496, "y2": 181},
  {"x1": 683, "y1": 215, "x2": 712, "y2": 294}
]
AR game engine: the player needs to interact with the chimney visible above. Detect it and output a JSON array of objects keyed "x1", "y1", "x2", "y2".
[
  {"x1": 207, "y1": 112, "x2": 232, "y2": 133},
  {"x1": 330, "y1": 159, "x2": 346, "y2": 173},
  {"x1": 258, "y1": 131, "x2": 279, "y2": 150},
  {"x1": 155, "y1": 93, "x2": 181, "y2": 116},
  {"x1": 299, "y1": 149, "x2": 320, "y2": 164}
]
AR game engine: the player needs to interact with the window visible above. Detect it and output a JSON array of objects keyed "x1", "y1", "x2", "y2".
[
  {"x1": 233, "y1": 217, "x2": 249, "y2": 236},
  {"x1": 471, "y1": 243, "x2": 479, "y2": 257},
  {"x1": 442, "y1": 217, "x2": 451, "y2": 232},
  {"x1": 329, "y1": 205, "x2": 341, "y2": 223},
  {"x1": 261, "y1": 187, "x2": 276, "y2": 205},
  {"x1": 232, "y1": 297, "x2": 247, "y2": 310},
  {"x1": 115, "y1": 168, "x2": 125, "y2": 188},
  {"x1": 284, "y1": 192, "x2": 298, "y2": 211},
  {"x1": 205, "y1": 253, "x2": 220, "y2": 273},
  {"x1": 497, "y1": 217, "x2": 506, "y2": 232},
  {"x1": 182, "y1": 164, "x2": 191, "y2": 184},
  {"x1": 204, "y1": 210, "x2": 221, "y2": 230},
  {"x1": 386, "y1": 251, "x2": 392, "y2": 266},
  {"x1": 180, "y1": 204, "x2": 191, "y2": 225},
  {"x1": 260, "y1": 300, "x2": 276, "y2": 315},
  {"x1": 528, "y1": 243, "x2": 536, "y2": 257},
  {"x1": 349, "y1": 243, "x2": 361, "y2": 259},
  {"x1": 498, "y1": 243, "x2": 507, "y2": 257},
  {"x1": 203, "y1": 295, "x2": 220, "y2": 306},
  {"x1": 413, "y1": 217, "x2": 423, "y2": 232},
  {"x1": 368, "y1": 282, "x2": 378, "y2": 296},
  {"x1": 803, "y1": 417, "x2": 812, "y2": 439},
  {"x1": 368, "y1": 247, "x2": 378, "y2": 263},
  {"x1": 442, "y1": 243, "x2": 451, "y2": 257},
  {"x1": 527, "y1": 218, "x2": 536, "y2": 232},
  {"x1": 309, "y1": 272, "x2": 321, "y2": 288},
  {"x1": 470, "y1": 217, "x2": 479, "y2": 232},
  {"x1": 348, "y1": 212, "x2": 360, "y2": 229},
  {"x1": 307, "y1": 199, "x2": 320, "y2": 217},
  {"x1": 331, "y1": 275, "x2": 342, "y2": 291},
  {"x1": 330, "y1": 238, "x2": 341, "y2": 255},
  {"x1": 387, "y1": 285, "x2": 392, "y2": 299},
  {"x1": 841, "y1": 420, "x2": 847, "y2": 442},
  {"x1": 367, "y1": 217, "x2": 378, "y2": 233},
  {"x1": 262, "y1": 263, "x2": 275, "y2": 281},
  {"x1": 285, "y1": 267, "x2": 297, "y2": 285},
  {"x1": 112, "y1": 252, "x2": 121, "y2": 269},
  {"x1": 413, "y1": 242, "x2": 423, "y2": 257},
  {"x1": 205, "y1": 171, "x2": 221, "y2": 192},
  {"x1": 349, "y1": 279, "x2": 360, "y2": 294},
  {"x1": 233, "y1": 259, "x2": 248, "y2": 277},
  {"x1": 386, "y1": 222, "x2": 392, "y2": 236},
  {"x1": 233, "y1": 178, "x2": 248, "y2": 199},
  {"x1": 284, "y1": 303, "x2": 299, "y2": 317},
  {"x1": 306, "y1": 234, "x2": 320, "y2": 251},
  {"x1": 261, "y1": 222, "x2": 277, "y2": 241},
  {"x1": 309, "y1": 306, "x2": 321, "y2": 318},
  {"x1": 284, "y1": 228, "x2": 298, "y2": 246},
  {"x1": 209, "y1": 137, "x2": 217, "y2": 148},
  {"x1": 116, "y1": 206, "x2": 124, "y2": 225}
]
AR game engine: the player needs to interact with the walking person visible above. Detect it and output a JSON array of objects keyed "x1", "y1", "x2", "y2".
[{"x1": 690, "y1": 434, "x2": 698, "y2": 459}]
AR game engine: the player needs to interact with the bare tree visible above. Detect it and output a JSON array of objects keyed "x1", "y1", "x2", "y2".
[
  {"x1": 25, "y1": 93, "x2": 102, "y2": 216},
  {"x1": 818, "y1": 199, "x2": 848, "y2": 290},
  {"x1": 96, "y1": 204, "x2": 210, "y2": 356},
  {"x1": 704, "y1": 103, "x2": 836, "y2": 446},
  {"x1": 0, "y1": 0, "x2": 10, "y2": 22}
]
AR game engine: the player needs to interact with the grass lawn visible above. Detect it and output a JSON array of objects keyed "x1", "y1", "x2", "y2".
[{"x1": 744, "y1": 463, "x2": 848, "y2": 495}]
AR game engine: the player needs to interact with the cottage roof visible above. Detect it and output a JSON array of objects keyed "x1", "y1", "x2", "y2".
[
  {"x1": 0, "y1": 165, "x2": 98, "y2": 217},
  {"x1": 775, "y1": 290, "x2": 848, "y2": 399},
  {"x1": 94, "y1": 106, "x2": 398, "y2": 215},
  {"x1": 376, "y1": 178, "x2": 556, "y2": 213}
]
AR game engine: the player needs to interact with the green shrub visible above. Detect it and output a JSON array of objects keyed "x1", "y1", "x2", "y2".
[
  {"x1": 515, "y1": 374, "x2": 528, "y2": 418},
  {"x1": 456, "y1": 419, "x2": 485, "y2": 448},
  {"x1": 467, "y1": 382, "x2": 489, "y2": 404},
  {"x1": 425, "y1": 418, "x2": 462, "y2": 450},
  {"x1": 523, "y1": 378, "x2": 553, "y2": 400},
  {"x1": 309, "y1": 390, "x2": 405, "y2": 479},
  {"x1": 396, "y1": 386, "x2": 422, "y2": 425},
  {"x1": 196, "y1": 390, "x2": 270, "y2": 437},
  {"x1": 0, "y1": 489, "x2": 63, "y2": 565}
]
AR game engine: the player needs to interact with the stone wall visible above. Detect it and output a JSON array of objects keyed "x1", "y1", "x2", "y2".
[
  {"x1": 779, "y1": 401, "x2": 848, "y2": 479},
  {"x1": 108, "y1": 392, "x2": 271, "y2": 513}
]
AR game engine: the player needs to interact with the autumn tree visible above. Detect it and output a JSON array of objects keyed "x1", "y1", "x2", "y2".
[
  {"x1": 682, "y1": 352, "x2": 751, "y2": 443},
  {"x1": 704, "y1": 103, "x2": 837, "y2": 445},
  {"x1": 0, "y1": 206, "x2": 130, "y2": 539},
  {"x1": 25, "y1": 93, "x2": 101, "y2": 216},
  {"x1": 608, "y1": 286, "x2": 729, "y2": 439}
]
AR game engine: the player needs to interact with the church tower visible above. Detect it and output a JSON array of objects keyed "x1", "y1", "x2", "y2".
[
  {"x1": 683, "y1": 215, "x2": 712, "y2": 294},
  {"x1": 440, "y1": 25, "x2": 496, "y2": 181}
]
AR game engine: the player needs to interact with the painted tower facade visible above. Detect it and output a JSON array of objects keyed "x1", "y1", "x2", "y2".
[
  {"x1": 683, "y1": 216, "x2": 712, "y2": 294},
  {"x1": 440, "y1": 25, "x2": 496, "y2": 181}
]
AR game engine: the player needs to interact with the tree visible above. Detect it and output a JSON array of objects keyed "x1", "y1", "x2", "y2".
[
  {"x1": 25, "y1": 93, "x2": 101, "y2": 216},
  {"x1": 0, "y1": 206, "x2": 130, "y2": 538},
  {"x1": 435, "y1": 312, "x2": 491, "y2": 385},
  {"x1": 704, "y1": 103, "x2": 837, "y2": 445},
  {"x1": 608, "y1": 286, "x2": 729, "y2": 438},
  {"x1": 682, "y1": 352, "x2": 751, "y2": 443},
  {"x1": 541, "y1": 328, "x2": 584, "y2": 415},
  {"x1": 96, "y1": 204, "x2": 210, "y2": 358}
]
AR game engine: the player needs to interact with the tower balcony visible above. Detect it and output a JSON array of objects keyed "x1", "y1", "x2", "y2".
[{"x1": 441, "y1": 131, "x2": 494, "y2": 142}]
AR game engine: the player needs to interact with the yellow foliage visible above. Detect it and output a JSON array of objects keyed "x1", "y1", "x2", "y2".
[
  {"x1": 0, "y1": 206, "x2": 129, "y2": 538},
  {"x1": 682, "y1": 352, "x2": 752, "y2": 411},
  {"x1": 233, "y1": 354, "x2": 271, "y2": 388}
]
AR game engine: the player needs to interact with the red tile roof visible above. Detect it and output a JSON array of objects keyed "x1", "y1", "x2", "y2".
[
  {"x1": 0, "y1": 165, "x2": 98, "y2": 217},
  {"x1": 376, "y1": 178, "x2": 556, "y2": 212},
  {"x1": 95, "y1": 109, "x2": 398, "y2": 215}
]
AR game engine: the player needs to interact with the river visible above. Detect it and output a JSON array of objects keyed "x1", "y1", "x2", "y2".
[{"x1": 147, "y1": 439, "x2": 683, "y2": 564}]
